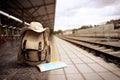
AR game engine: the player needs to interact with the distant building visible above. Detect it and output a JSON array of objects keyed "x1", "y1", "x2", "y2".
[
  {"x1": 63, "y1": 30, "x2": 72, "y2": 35},
  {"x1": 75, "y1": 23, "x2": 115, "y2": 37}
]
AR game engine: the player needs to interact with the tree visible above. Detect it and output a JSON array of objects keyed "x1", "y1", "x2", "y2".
[
  {"x1": 79, "y1": 25, "x2": 92, "y2": 29},
  {"x1": 72, "y1": 28, "x2": 77, "y2": 34},
  {"x1": 53, "y1": 30, "x2": 63, "y2": 35}
]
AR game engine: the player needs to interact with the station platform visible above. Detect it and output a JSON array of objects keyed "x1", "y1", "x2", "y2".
[{"x1": 0, "y1": 36, "x2": 120, "y2": 80}]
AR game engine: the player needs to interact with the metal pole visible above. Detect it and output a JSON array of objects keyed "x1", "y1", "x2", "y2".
[{"x1": 0, "y1": 10, "x2": 29, "y2": 26}]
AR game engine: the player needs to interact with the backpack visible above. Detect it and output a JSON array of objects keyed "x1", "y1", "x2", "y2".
[{"x1": 18, "y1": 29, "x2": 51, "y2": 66}]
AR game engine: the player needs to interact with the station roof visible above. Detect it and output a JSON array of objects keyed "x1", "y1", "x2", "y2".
[{"x1": 0, "y1": 0, "x2": 56, "y2": 31}]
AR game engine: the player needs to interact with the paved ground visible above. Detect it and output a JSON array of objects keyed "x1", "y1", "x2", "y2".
[
  {"x1": 0, "y1": 36, "x2": 120, "y2": 80},
  {"x1": 49, "y1": 36, "x2": 120, "y2": 80}
]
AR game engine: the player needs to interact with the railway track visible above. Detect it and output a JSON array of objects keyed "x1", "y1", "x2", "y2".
[{"x1": 58, "y1": 36, "x2": 120, "y2": 66}]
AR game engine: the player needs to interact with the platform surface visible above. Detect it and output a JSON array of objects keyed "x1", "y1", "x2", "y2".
[
  {"x1": 49, "y1": 36, "x2": 120, "y2": 80},
  {"x1": 0, "y1": 36, "x2": 120, "y2": 80}
]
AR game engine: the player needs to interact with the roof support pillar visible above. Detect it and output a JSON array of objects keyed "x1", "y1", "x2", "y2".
[
  {"x1": 5, "y1": 26, "x2": 8, "y2": 37},
  {"x1": 12, "y1": 27, "x2": 14, "y2": 40},
  {"x1": 0, "y1": 15, "x2": 1, "y2": 44}
]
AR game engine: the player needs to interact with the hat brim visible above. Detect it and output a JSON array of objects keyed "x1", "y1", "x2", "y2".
[{"x1": 21, "y1": 27, "x2": 48, "y2": 35}]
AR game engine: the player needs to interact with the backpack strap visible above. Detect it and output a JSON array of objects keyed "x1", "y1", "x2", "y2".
[
  {"x1": 20, "y1": 31, "x2": 27, "y2": 52},
  {"x1": 42, "y1": 32, "x2": 48, "y2": 60},
  {"x1": 38, "y1": 42, "x2": 42, "y2": 61},
  {"x1": 43, "y1": 31, "x2": 47, "y2": 47},
  {"x1": 22, "y1": 40, "x2": 29, "y2": 60}
]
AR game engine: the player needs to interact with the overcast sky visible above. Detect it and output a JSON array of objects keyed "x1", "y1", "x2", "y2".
[{"x1": 54, "y1": 0, "x2": 120, "y2": 31}]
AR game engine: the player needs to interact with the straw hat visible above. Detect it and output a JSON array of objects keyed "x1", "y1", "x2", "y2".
[{"x1": 21, "y1": 22, "x2": 48, "y2": 34}]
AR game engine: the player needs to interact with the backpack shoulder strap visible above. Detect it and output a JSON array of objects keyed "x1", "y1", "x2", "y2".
[
  {"x1": 43, "y1": 31, "x2": 47, "y2": 46},
  {"x1": 20, "y1": 31, "x2": 27, "y2": 50}
]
